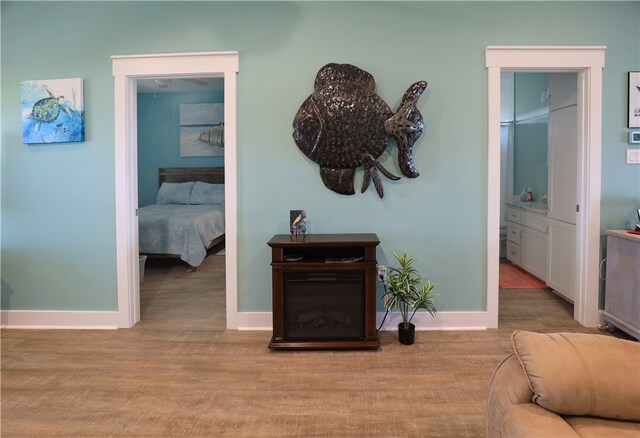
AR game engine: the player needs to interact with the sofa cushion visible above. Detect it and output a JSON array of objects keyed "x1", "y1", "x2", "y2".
[
  {"x1": 501, "y1": 404, "x2": 580, "y2": 437},
  {"x1": 564, "y1": 416, "x2": 640, "y2": 438},
  {"x1": 512, "y1": 331, "x2": 640, "y2": 421}
]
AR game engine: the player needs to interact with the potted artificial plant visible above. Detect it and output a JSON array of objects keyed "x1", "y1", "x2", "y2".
[{"x1": 381, "y1": 251, "x2": 438, "y2": 345}]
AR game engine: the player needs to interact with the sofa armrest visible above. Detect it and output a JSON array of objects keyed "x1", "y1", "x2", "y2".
[
  {"x1": 486, "y1": 354, "x2": 534, "y2": 438},
  {"x1": 502, "y1": 404, "x2": 581, "y2": 437}
]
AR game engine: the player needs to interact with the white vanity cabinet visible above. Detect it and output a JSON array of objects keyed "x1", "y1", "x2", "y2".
[
  {"x1": 506, "y1": 207, "x2": 523, "y2": 265},
  {"x1": 520, "y1": 210, "x2": 548, "y2": 281},
  {"x1": 506, "y1": 205, "x2": 548, "y2": 281}
]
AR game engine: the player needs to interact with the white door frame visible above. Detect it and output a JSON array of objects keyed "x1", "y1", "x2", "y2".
[
  {"x1": 486, "y1": 46, "x2": 606, "y2": 328},
  {"x1": 112, "y1": 52, "x2": 239, "y2": 329}
]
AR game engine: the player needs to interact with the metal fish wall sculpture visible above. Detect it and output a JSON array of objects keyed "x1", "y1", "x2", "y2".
[{"x1": 292, "y1": 63, "x2": 427, "y2": 198}]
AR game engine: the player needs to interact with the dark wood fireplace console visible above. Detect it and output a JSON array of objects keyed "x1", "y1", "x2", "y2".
[{"x1": 267, "y1": 233, "x2": 381, "y2": 350}]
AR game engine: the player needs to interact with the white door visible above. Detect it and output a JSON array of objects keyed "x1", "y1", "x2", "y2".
[{"x1": 547, "y1": 218, "x2": 576, "y2": 301}]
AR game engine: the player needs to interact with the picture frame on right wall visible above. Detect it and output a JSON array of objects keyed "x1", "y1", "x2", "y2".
[{"x1": 629, "y1": 71, "x2": 640, "y2": 128}]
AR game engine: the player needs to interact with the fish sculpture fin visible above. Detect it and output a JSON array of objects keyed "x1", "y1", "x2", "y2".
[
  {"x1": 320, "y1": 167, "x2": 355, "y2": 195},
  {"x1": 385, "y1": 81, "x2": 428, "y2": 178},
  {"x1": 314, "y1": 63, "x2": 376, "y2": 92},
  {"x1": 361, "y1": 155, "x2": 400, "y2": 199}
]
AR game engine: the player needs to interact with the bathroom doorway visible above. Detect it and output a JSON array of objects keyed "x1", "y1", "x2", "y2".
[{"x1": 485, "y1": 46, "x2": 606, "y2": 329}]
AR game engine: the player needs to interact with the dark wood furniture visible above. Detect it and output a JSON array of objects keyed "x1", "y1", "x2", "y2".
[
  {"x1": 158, "y1": 167, "x2": 224, "y2": 186},
  {"x1": 267, "y1": 233, "x2": 380, "y2": 350}
]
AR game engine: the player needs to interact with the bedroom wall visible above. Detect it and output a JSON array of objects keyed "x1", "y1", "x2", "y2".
[
  {"x1": 137, "y1": 91, "x2": 225, "y2": 207},
  {"x1": 1, "y1": 2, "x2": 639, "y2": 318}
]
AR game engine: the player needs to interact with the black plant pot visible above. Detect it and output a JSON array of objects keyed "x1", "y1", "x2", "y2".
[{"x1": 398, "y1": 322, "x2": 416, "y2": 345}]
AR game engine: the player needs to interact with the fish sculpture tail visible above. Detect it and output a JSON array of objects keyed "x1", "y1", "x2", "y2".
[
  {"x1": 384, "y1": 81, "x2": 428, "y2": 178},
  {"x1": 361, "y1": 153, "x2": 400, "y2": 198}
]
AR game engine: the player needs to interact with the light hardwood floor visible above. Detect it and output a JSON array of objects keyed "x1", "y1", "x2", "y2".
[{"x1": 1, "y1": 254, "x2": 622, "y2": 437}]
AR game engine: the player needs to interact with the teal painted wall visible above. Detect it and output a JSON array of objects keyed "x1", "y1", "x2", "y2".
[
  {"x1": 2, "y1": 2, "x2": 639, "y2": 313},
  {"x1": 137, "y1": 91, "x2": 224, "y2": 207},
  {"x1": 513, "y1": 73, "x2": 549, "y2": 200},
  {"x1": 515, "y1": 73, "x2": 549, "y2": 122}
]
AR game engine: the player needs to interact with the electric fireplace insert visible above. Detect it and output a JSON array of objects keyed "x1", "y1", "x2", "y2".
[{"x1": 284, "y1": 270, "x2": 364, "y2": 341}]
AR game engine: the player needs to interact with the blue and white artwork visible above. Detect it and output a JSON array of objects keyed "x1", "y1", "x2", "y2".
[
  {"x1": 21, "y1": 78, "x2": 84, "y2": 144},
  {"x1": 179, "y1": 103, "x2": 224, "y2": 157}
]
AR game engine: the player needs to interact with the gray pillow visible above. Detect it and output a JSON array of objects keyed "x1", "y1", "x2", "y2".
[
  {"x1": 156, "y1": 182, "x2": 194, "y2": 205},
  {"x1": 190, "y1": 181, "x2": 224, "y2": 205}
]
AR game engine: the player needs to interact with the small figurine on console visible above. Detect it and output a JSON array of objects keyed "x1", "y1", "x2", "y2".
[{"x1": 290, "y1": 210, "x2": 307, "y2": 238}]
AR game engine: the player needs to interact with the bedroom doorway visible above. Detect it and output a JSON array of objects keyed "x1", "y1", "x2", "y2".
[
  {"x1": 485, "y1": 46, "x2": 606, "y2": 329},
  {"x1": 112, "y1": 52, "x2": 239, "y2": 329},
  {"x1": 136, "y1": 80, "x2": 227, "y2": 326}
]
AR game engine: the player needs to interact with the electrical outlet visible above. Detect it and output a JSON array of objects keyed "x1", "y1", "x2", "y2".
[{"x1": 377, "y1": 265, "x2": 387, "y2": 283}]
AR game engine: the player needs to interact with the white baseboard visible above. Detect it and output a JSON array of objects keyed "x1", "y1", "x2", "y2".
[
  {"x1": 0, "y1": 310, "x2": 489, "y2": 331},
  {"x1": 237, "y1": 312, "x2": 272, "y2": 330},
  {"x1": 236, "y1": 311, "x2": 489, "y2": 331},
  {"x1": 377, "y1": 311, "x2": 488, "y2": 331},
  {"x1": 0, "y1": 310, "x2": 119, "y2": 329}
]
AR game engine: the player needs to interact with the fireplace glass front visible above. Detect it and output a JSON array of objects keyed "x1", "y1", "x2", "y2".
[{"x1": 283, "y1": 271, "x2": 365, "y2": 341}]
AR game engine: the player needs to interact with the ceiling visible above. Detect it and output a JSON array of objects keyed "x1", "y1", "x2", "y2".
[{"x1": 137, "y1": 77, "x2": 224, "y2": 94}]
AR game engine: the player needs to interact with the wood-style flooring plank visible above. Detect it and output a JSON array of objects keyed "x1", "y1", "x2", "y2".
[{"x1": 1, "y1": 256, "x2": 627, "y2": 437}]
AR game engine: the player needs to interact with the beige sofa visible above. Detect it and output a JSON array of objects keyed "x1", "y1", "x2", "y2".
[{"x1": 486, "y1": 331, "x2": 640, "y2": 437}]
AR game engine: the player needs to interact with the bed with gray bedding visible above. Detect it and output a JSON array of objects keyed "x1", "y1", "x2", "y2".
[{"x1": 139, "y1": 167, "x2": 225, "y2": 267}]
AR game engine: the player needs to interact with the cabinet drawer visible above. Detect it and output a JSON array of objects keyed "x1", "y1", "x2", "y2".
[
  {"x1": 506, "y1": 241, "x2": 522, "y2": 265},
  {"x1": 507, "y1": 223, "x2": 522, "y2": 245},
  {"x1": 523, "y1": 211, "x2": 548, "y2": 233},
  {"x1": 507, "y1": 208, "x2": 522, "y2": 224}
]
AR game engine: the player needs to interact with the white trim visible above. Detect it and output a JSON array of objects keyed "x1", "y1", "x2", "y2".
[
  {"x1": 575, "y1": 67, "x2": 603, "y2": 327},
  {"x1": 486, "y1": 46, "x2": 606, "y2": 70},
  {"x1": 378, "y1": 312, "x2": 488, "y2": 331},
  {"x1": 0, "y1": 310, "x2": 119, "y2": 330},
  {"x1": 486, "y1": 46, "x2": 605, "y2": 329},
  {"x1": 237, "y1": 312, "x2": 272, "y2": 331},
  {"x1": 223, "y1": 70, "x2": 239, "y2": 330},
  {"x1": 487, "y1": 66, "x2": 502, "y2": 328},
  {"x1": 112, "y1": 52, "x2": 239, "y2": 329},
  {"x1": 235, "y1": 311, "x2": 489, "y2": 331},
  {"x1": 114, "y1": 75, "x2": 140, "y2": 329},
  {"x1": 0, "y1": 309, "x2": 487, "y2": 332}
]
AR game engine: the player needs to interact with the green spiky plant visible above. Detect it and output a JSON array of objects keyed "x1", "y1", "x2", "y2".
[{"x1": 381, "y1": 251, "x2": 438, "y2": 329}]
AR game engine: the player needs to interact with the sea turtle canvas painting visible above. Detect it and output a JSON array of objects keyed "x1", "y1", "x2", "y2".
[{"x1": 21, "y1": 78, "x2": 84, "y2": 144}]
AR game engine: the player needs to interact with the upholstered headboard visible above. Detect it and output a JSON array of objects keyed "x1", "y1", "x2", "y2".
[{"x1": 158, "y1": 167, "x2": 224, "y2": 186}]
